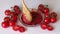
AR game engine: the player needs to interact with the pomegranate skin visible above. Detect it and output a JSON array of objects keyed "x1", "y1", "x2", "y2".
[
  {"x1": 21, "y1": 12, "x2": 42, "y2": 26},
  {"x1": 21, "y1": 14, "x2": 31, "y2": 25}
]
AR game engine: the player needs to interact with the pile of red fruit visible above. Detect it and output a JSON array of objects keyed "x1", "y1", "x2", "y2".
[
  {"x1": 38, "y1": 4, "x2": 57, "y2": 31},
  {"x1": 1, "y1": 5, "x2": 26, "y2": 32},
  {"x1": 21, "y1": 4, "x2": 57, "y2": 31},
  {"x1": 1, "y1": 4, "x2": 57, "y2": 33}
]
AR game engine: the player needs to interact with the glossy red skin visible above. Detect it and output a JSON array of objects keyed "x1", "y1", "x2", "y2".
[
  {"x1": 44, "y1": 13, "x2": 50, "y2": 18},
  {"x1": 21, "y1": 12, "x2": 42, "y2": 25},
  {"x1": 38, "y1": 4, "x2": 44, "y2": 12},
  {"x1": 10, "y1": 12, "x2": 16, "y2": 16},
  {"x1": 11, "y1": 15, "x2": 17, "y2": 21},
  {"x1": 50, "y1": 17, "x2": 57, "y2": 23},
  {"x1": 43, "y1": 8, "x2": 49, "y2": 13},
  {"x1": 15, "y1": 9, "x2": 21, "y2": 15},
  {"x1": 5, "y1": 10, "x2": 11, "y2": 16},
  {"x1": 47, "y1": 25, "x2": 53, "y2": 31},
  {"x1": 13, "y1": 5, "x2": 20, "y2": 15},
  {"x1": 4, "y1": 17, "x2": 10, "y2": 21},
  {"x1": 9, "y1": 21, "x2": 16, "y2": 26},
  {"x1": 19, "y1": 26, "x2": 25, "y2": 32},
  {"x1": 1, "y1": 21, "x2": 9, "y2": 28},
  {"x1": 14, "y1": 5, "x2": 20, "y2": 11},
  {"x1": 40, "y1": 23, "x2": 47, "y2": 30},
  {"x1": 51, "y1": 12, "x2": 57, "y2": 17},
  {"x1": 12, "y1": 25, "x2": 20, "y2": 31},
  {"x1": 44, "y1": 18, "x2": 50, "y2": 24}
]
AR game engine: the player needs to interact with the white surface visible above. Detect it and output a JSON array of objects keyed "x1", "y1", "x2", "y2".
[{"x1": 0, "y1": 0, "x2": 60, "y2": 34}]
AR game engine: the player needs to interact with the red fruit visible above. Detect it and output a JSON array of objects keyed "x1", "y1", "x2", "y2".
[
  {"x1": 9, "y1": 21, "x2": 16, "y2": 26},
  {"x1": 43, "y1": 8, "x2": 49, "y2": 13},
  {"x1": 44, "y1": 18, "x2": 50, "y2": 24},
  {"x1": 47, "y1": 25, "x2": 53, "y2": 31},
  {"x1": 44, "y1": 13, "x2": 50, "y2": 18},
  {"x1": 21, "y1": 12, "x2": 42, "y2": 25},
  {"x1": 1, "y1": 21, "x2": 9, "y2": 28},
  {"x1": 12, "y1": 25, "x2": 20, "y2": 31},
  {"x1": 5, "y1": 10, "x2": 11, "y2": 16},
  {"x1": 13, "y1": 5, "x2": 20, "y2": 15},
  {"x1": 13, "y1": 5, "x2": 20, "y2": 11},
  {"x1": 51, "y1": 17, "x2": 57, "y2": 23},
  {"x1": 4, "y1": 17, "x2": 10, "y2": 21},
  {"x1": 15, "y1": 9, "x2": 20, "y2": 15},
  {"x1": 38, "y1": 4, "x2": 44, "y2": 11},
  {"x1": 31, "y1": 12, "x2": 42, "y2": 25},
  {"x1": 40, "y1": 23, "x2": 47, "y2": 30},
  {"x1": 10, "y1": 12, "x2": 16, "y2": 16},
  {"x1": 51, "y1": 12, "x2": 57, "y2": 17},
  {"x1": 11, "y1": 15, "x2": 17, "y2": 21},
  {"x1": 19, "y1": 26, "x2": 25, "y2": 32},
  {"x1": 21, "y1": 14, "x2": 31, "y2": 25}
]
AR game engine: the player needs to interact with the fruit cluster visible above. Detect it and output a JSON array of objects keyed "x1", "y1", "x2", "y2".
[
  {"x1": 1, "y1": 5, "x2": 26, "y2": 32},
  {"x1": 38, "y1": 4, "x2": 57, "y2": 31},
  {"x1": 1, "y1": 4, "x2": 57, "y2": 33}
]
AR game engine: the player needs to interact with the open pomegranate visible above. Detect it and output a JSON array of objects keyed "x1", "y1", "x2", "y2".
[
  {"x1": 21, "y1": 12, "x2": 42, "y2": 25},
  {"x1": 19, "y1": 0, "x2": 42, "y2": 26},
  {"x1": 21, "y1": 11, "x2": 42, "y2": 26}
]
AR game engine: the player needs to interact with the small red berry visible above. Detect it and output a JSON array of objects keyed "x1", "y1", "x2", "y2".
[
  {"x1": 47, "y1": 25, "x2": 53, "y2": 31},
  {"x1": 44, "y1": 13, "x2": 50, "y2": 18},
  {"x1": 13, "y1": 5, "x2": 20, "y2": 15},
  {"x1": 5, "y1": 10, "x2": 11, "y2": 16},
  {"x1": 18, "y1": 26, "x2": 25, "y2": 32},
  {"x1": 9, "y1": 21, "x2": 16, "y2": 26},
  {"x1": 11, "y1": 15, "x2": 17, "y2": 21},
  {"x1": 40, "y1": 23, "x2": 47, "y2": 30},
  {"x1": 51, "y1": 12, "x2": 57, "y2": 17},
  {"x1": 51, "y1": 17, "x2": 57, "y2": 23},
  {"x1": 13, "y1": 5, "x2": 20, "y2": 11},
  {"x1": 12, "y1": 25, "x2": 20, "y2": 31},
  {"x1": 43, "y1": 8, "x2": 49, "y2": 13},
  {"x1": 4, "y1": 17, "x2": 10, "y2": 21},
  {"x1": 38, "y1": 4, "x2": 44, "y2": 11},
  {"x1": 15, "y1": 9, "x2": 20, "y2": 15},
  {"x1": 1, "y1": 21, "x2": 9, "y2": 28},
  {"x1": 44, "y1": 18, "x2": 50, "y2": 24},
  {"x1": 10, "y1": 12, "x2": 16, "y2": 16}
]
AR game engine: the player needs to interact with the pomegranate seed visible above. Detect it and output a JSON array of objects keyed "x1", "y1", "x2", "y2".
[
  {"x1": 1, "y1": 21, "x2": 9, "y2": 28},
  {"x1": 4, "y1": 17, "x2": 10, "y2": 21},
  {"x1": 11, "y1": 15, "x2": 17, "y2": 21},
  {"x1": 13, "y1": 5, "x2": 20, "y2": 15},
  {"x1": 38, "y1": 4, "x2": 44, "y2": 11},
  {"x1": 47, "y1": 25, "x2": 53, "y2": 31},
  {"x1": 9, "y1": 21, "x2": 16, "y2": 26},
  {"x1": 12, "y1": 25, "x2": 20, "y2": 31},
  {"x1": 43, "y1": 8, "x2": 49, "y2": 13},
  {"x1": 40, "y1": 23, "x2": 47, "y2": 30},
  {"x1": 44, "y1": 17, "x2": 50, "y2": 24},
  {"x1": 44, "y1": 13, "x2": 50, "y2": 18},
  {"x1": 10, "y1": 12, "x2": 16, "y2": 16},
  {"x1": 51, "y1": 12, "x2": 57, "y2": 17},
  {"x1": 18, "y1": 26, "x2": 25, "y2": 32},
  {"x1": 13, "y1": 5, "x2": 20, "y2": 11},
  {"x1": 51, "y1": 17, "x2": 57, "y2": 23},
  {"x1": 15, "y1": 9, "x2": 20, "y2": 15},
  {"x1": 5, "y1": 10, "x2": 11, "y2": 16}
]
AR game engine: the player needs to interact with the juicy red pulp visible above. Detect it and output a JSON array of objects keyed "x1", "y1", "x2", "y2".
[{"x1": 21, "y1": 12, "x2": 42, "y2": 25}]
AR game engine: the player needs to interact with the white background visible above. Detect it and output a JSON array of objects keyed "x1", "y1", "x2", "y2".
[{"x1": 0, "y1": 0, "x2": 60, "y2": 34}]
